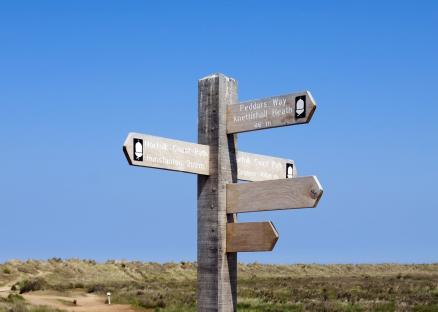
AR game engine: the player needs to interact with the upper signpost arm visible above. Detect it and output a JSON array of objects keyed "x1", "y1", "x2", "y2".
[{"x1": 226, "y1": 90, "x2": 317, "y2": 134}]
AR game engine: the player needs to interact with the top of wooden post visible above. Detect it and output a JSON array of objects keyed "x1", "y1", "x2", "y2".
[{"x1": 199, "y1": 72, "x2": 237, "y2": 83}]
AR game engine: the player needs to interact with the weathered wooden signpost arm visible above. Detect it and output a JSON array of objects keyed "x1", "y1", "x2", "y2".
[
  {"x1": 227, "y1": 222, "x2": 279, "y2": 252},
  {"x1": 123, "y1": 132, "x2": 296, "y2": 181},
  {"x1": 227, "y1": 176, "x2": 323, "y2": 213},
  {"x1": 122, "y1": 133, "x2": 210, "y2": 175},
  {"x1": 198, "y1": 74, "x2": 238, "y2": 311},
  {"x1": 227, "y1": 91, "x2": 317, "y2": 134}
]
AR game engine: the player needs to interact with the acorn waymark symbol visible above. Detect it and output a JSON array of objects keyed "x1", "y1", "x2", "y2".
[
  {"x1": 286, "y1": 163, "x2": 294, "y2": 178},
  {"x1": 133, "y1": 138, "x2": 143, "y2": 161},
  {"x1": 295, "y1": 95, "x2": 306, "y2": 119}
]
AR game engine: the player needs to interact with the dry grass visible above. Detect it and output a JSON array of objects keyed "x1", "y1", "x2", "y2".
[
  {"x1": 0, "y1": 293, "x2": 63, "y2": 312},
  {"x1": 1, "y1": 259, "x2": 438, "y2": 311}
]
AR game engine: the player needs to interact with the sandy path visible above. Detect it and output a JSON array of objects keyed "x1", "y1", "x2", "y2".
[
  {"x1": 0, "y1": 282, "x2": 14, "y2": 297},
  {"x1": 22, "y1": 292, "x2": 140, "y2": 312},
  {"x1": 0, "y1": 286, "x2": 10, "y2": 297}
]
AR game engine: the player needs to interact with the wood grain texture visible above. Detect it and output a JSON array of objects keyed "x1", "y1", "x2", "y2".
[
  {"x1": 227, "y1": 176, "x2": 323, "y2": 214},
  {"x1": 123, "y1": 133, "x2": 209, "y2": 175},
  {"x1": 237, "y1": 152, "x2": 296, "y2": 181},
  {"x1": 227, "y1": 91, "x2": 316, "y2": 134},
  {"x1": 197, "y1": 73, "x2": 238, "y2": 311},
  {"x1": 226, "y1": 222, "x2": 279, "y2": 252}
]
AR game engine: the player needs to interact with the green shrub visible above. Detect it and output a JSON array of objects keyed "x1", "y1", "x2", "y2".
[
  {"x1": 86, "y1": 284, "x2": 106, "y2": 293},
  {"x1": 2, "y1": 267, "x2": 11, "y2": 274},
  {"x1": 19, "y1": 278, "x2": 48, "y2": 294},
  {"x1": 48, "y1": 258, "x2": 62, "y2": 263},
  {"x1": 6, "y1": 293, "x2": 25, "y2": 303},
  {"x1": 73, "y1": 282, "x2": 85, "y2": 289},
  {"x1": 8, "y1": 301, "x2": 27, "y2": 312}
]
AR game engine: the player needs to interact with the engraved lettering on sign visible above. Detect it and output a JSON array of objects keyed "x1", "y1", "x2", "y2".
[
  {"x1": 237, "y1": 151, "x2": 295, "y2": 182},
  {"x1": 123, "y1": 133, "x2": 210, "y2": 175},
  {"x1": 227, "y1": 91, "x2": 315, "y2": 134},
  {"x1": 233, "y1": 97, "x2": 288, "y2": 126},
  {"x1": 125, "y1": 134, "x2": 297, "y2": 179},
  {"x1": 141, "y1": 139, "x2": 208, "y2": 171}
]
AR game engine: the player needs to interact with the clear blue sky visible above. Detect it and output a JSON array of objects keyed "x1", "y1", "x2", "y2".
[{"x1": 1, "y1": 1, "x2": 437, "y2": 264}]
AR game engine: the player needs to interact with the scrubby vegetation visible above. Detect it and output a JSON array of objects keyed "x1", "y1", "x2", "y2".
[
  {"x1": 0, "y1": 293, "x2": 62, "y2": 312},
  {"x1": 0, "y1": 259, "x2": 437, "y2": 311}
]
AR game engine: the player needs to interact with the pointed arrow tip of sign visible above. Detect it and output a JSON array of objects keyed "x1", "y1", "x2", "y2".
[
  {"x1": 123, "y1": 145, "x2": 132, "y2": 165},
  {"x1": 306, "y1": 91, "x2": 317, "y2": 106},
  {"x1": 311, "y1": 176, "x2": 324, "y2": 207},
  {"x1": 268, "y1": 221, "x2": 279, "y2": 238},
  {"x1": 268, "y1": 222, "x2": 279, "y2": 251},
  {"x1": 305, "y1": 91, "x2": 317, "y2": 123},
  {"x1": 123, "y1": 133, "x2": 134, "y2": 165}
]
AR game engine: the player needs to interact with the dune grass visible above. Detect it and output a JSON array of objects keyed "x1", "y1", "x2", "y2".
[
  {"x1": 1, "y1": 259, "x2": 437, "y2": 311},
  {"x1": 0, "y1": 293, "x2": 64, "y2": 312}
]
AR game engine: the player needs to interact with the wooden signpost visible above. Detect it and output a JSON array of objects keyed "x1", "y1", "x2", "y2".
[{"x1": 123, "y1": 73, "x2": 323, "y2": 312}]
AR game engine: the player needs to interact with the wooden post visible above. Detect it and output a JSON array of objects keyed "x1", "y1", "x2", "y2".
[{"x1": 198, "y1": 73, "x2": 238, "y2": 311}]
